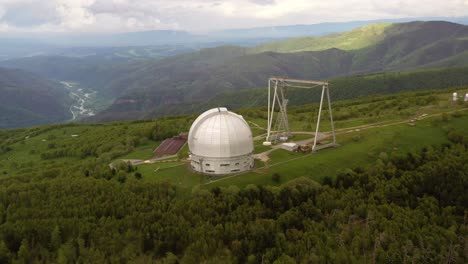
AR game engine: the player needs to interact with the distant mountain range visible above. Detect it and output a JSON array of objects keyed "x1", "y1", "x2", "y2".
[
  {"x1": 2, "y1": 16, "x2": 468, "y2": 59},
  {"x1": 0, "y1": 68, "x2": 72, "y2": 129},
  {"x1": 211, "y1": 16, "x2": 468, "y2": 39},
  {"x1": 2, "y1": 20, "x2": 468, "y2": 127}
]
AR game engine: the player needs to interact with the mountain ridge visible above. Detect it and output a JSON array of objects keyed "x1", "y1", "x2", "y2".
[
  {"x1": 0, "y1": 67, "x2": 72, "y2": 129},
  {"x1": 92, "y1": 21, "x2": 468, "y2": 121}
]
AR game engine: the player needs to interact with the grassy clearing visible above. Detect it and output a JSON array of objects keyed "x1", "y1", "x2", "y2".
[
  {"x1": 132, "y1": 110, "x2": 467, "y2": 191},
  {"x1": 205, "y1": 115, "x2": 465, "y2": 189},
  {"x1": 254, "y1": 144, "x2": 272, "y2": 154},
  {"x1": 138, "y1": 161, "x2": 204, "y2": 189},
  {"x1": 0, "y1": 125, "x2": 97, "y2": 173},
  {"x1": 125, "y1": 92, "x2": 468, "y2": 191},
  {"x1": 120, "y1": 141, "x2": 159, "y2": 160},
  {"x1": 2, "y1": 89, "x2": 467, "y2": 193}
]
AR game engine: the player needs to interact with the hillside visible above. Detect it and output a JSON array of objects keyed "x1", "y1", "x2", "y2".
[
  {"x1": 351, "y1": 21, "x2": 468, "y2": 72},
  {"x1": 0, "y1": 68, "x2": 72, "y2": 129},
  {"x1": 88, "y1": 66, "x2": 468, "y2": 122},
  {"x1": 2, "y1": 21, "x2": 468, "y2": 123},
  {"x1": 203, "y1": 66, "x2": 468, "y2": 110},
  {"x1": 248, "y1": 21, "x2": 468, "y2": 58},
  {"x1": 94, "y1": 21, "x2": 468, "y2": 121},
  {"x1": 0, "y1": 87, "x2": 467, "y2": 262},
  {"x1": 248, "y1": 23, "x2": 392, "y2": 53},
  {"x1": 0, "y1": 56, "x2": 154, "y2": 100}
]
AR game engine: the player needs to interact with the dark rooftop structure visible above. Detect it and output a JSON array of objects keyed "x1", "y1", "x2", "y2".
[{"x1": 153, "y1": 133, "x2": 188, "y2": 157}]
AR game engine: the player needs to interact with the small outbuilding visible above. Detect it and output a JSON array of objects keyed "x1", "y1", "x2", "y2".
[{"x1": 281, "y1": 142, "x2": 298, "y2": 152}]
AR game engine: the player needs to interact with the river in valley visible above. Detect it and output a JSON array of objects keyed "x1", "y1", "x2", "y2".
[{"x1": 61, "y1": 81, "x2": 97, "y2": 121}]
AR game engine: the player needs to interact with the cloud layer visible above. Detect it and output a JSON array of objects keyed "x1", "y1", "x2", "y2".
[{"x1": 0, "y1": 0, "x2": 467, "y2": 33}]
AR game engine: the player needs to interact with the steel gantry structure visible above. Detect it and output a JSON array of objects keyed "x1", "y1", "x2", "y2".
[{"x1": 265, "y1": 77, "x2": 337, "y2": 151}]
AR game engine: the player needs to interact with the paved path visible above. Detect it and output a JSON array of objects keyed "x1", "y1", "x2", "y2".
[
  {"x1": 253, "y1": 132, "x2": 327, "y2": 162},
  {"x1": 254, "y1": 131, "x2": 318, "y2": 140},
  {"x1": 120, "y1": 154, "x2": 178, "y2": 166},
  {"x1": 248, "y1": 121, "x2": 266, "y2": 132}
]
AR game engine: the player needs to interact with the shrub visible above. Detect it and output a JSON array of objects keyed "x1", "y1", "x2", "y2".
[{"x1": 272, "y1": 173, "x2": 281, "y2": 183}]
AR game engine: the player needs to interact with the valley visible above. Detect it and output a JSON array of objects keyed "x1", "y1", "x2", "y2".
[{"x1": 61, "y1": 82, "x2": 97, "y2": 121}]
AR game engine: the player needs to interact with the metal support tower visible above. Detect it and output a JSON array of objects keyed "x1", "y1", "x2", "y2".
[
  {"x1": 265, "y1": 77, "x2": 337, "y2": 151},
  {"x1": 268, "y1": 80, "x2": 291, "y2": 143}
]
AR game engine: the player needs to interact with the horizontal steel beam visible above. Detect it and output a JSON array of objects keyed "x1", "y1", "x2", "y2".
[
  {"x1": 269, "y1": 77, "x2": 328, "y2": 86},
  {"x1": 283, "y1": 83, "x2": 322, "y2": 89}
]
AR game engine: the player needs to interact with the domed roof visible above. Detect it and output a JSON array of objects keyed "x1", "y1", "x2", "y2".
[{"x1": 188, "y1": 107, "x2": 254, "y2": 158}]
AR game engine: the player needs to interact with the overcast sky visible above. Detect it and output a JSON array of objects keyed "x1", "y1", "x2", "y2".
[{"x1": 0, "y1": 0, "x2": 468, "y2": 33}]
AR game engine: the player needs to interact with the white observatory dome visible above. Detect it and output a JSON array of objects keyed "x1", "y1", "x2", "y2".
[{"x1": 188, "y1": 107, "x2": 254, "y2": 175}]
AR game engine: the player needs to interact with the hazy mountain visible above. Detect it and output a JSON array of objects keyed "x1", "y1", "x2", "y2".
[
  {"x1": 212, "y1": 20, "x2": 394, "y2": 39},
  {"x1": 2, "y1": 16, "x2": 467, "y2": 60},
  {"x1": 0, "y1": 68, "x2": 72, "y2": 129},
  {"x1": 211, "y1": 16, "x2": 468, "y2": 39},
  {"x1": 0, "y1": 38, "x2": 55, "y2": 60}
]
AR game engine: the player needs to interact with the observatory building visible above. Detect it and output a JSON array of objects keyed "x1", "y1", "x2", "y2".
[{"x1": 188, "y1": 107, "x2": 254, "y2": 175}]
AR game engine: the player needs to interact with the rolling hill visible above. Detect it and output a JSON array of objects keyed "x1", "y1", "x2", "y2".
[
  {"x1": 87, "y1": 66, "x2": 468, "y2": 121},
  {"x1": 91, "y1": 21, "x2": 468, "y2": 121},
  {"x1": 0, "y1": 68, "x2": 72, "y2": 129},
  {"x1": 248, "y1": 23, "x2": 393, "y2": 53},
  {"x1": 2, "y1": 21, "x2": 468, "y2": 123}
]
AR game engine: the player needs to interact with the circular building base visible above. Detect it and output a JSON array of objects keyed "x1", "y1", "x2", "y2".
[{"x1": 189, "y1": 153, "x2": 254, "y2": 175}]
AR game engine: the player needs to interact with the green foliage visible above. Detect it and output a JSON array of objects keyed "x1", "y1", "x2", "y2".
[
  {"x1": 134, "y1": 172, "x2": 142, "y2": 180},
  {"x1": 272, "y1": 173, "x2": 281, "y2": 183},
  {"x1": 0, "y1": 87, "x2": 467, "y2": 262},
  {"x1": 50, "y1": 225, "x2": 62, "y2": 251},
  {"x1": 0, "y1": 144, "x2": 465, "y2": 262}
]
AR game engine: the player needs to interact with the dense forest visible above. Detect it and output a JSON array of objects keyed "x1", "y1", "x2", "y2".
[
  {"x1": 0, "y1": 88, "x2": 467, "y2": 263},
  {"x1": 0, "y1": 136, "x2": 466, "y2": 263}
]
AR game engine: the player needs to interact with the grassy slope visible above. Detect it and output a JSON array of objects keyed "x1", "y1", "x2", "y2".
[
  {"x1": 209, "y1": 117, "x2": 458, "y2": 188},
  {"x1": 203, "y1": 89, "x2": 468, "y2": 188},
  {"x1": 144, "y1": 88, "x2": 468, "y2": 189},
  {"x1": 249, "y1": 23, "x2": 392, "y2": 53},
  {"x1": 3, "y1": 87, "x2": 466, "y2": 195}
]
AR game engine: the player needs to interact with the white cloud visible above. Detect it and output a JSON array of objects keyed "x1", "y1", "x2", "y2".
[
  {"x1": 56, "y1": 0, "x2": 96, "y2": 29},
  {"x1": 0, "y1": 0, "x2": 467, "y2": 33}
]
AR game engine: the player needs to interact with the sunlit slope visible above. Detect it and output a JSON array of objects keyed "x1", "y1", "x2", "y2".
[{"x1": 249, "y1": 23, "x2": 392, "y2": 53}]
